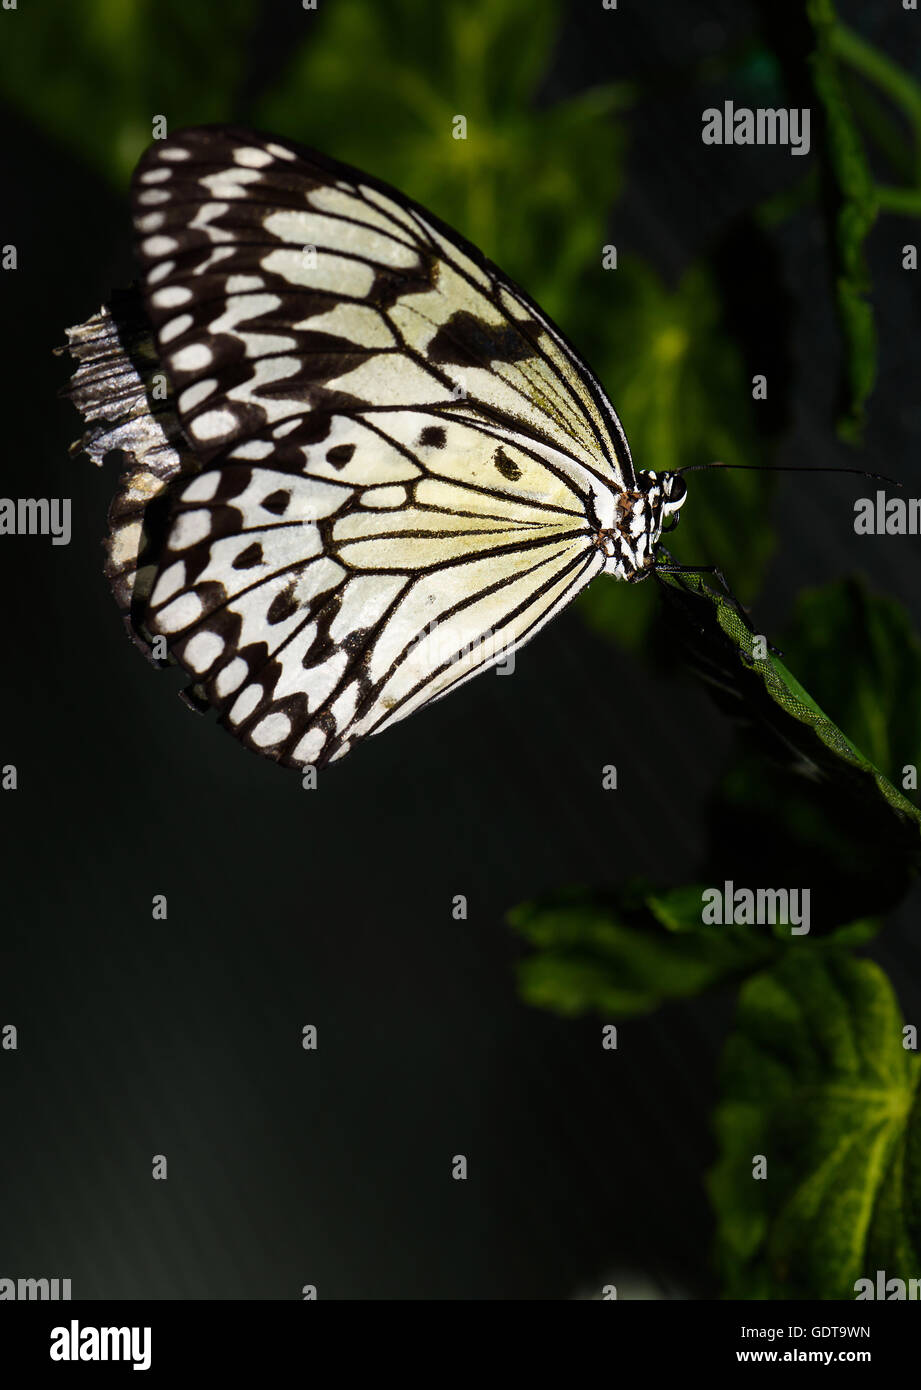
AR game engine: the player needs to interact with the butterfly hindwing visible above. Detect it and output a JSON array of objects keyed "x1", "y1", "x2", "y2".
[
  {"x1": 149, "y1": 423, "x2": 601, "y2": 767},
  {"x1": 131, "y1": 125, "x2": 632, "y2": 766}
]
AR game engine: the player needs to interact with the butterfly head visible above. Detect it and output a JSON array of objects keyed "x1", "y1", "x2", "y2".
[
  {"x1": 597, "y1": 470, "x2": 689, "y2": 580},
  {"x1": 655, "y1": 471, "x2": 689, "y2": 532}
]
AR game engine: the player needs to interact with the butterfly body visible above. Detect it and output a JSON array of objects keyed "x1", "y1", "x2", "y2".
[{"x1": 65, "y1": 126, "x2": 688, "y2": 768}]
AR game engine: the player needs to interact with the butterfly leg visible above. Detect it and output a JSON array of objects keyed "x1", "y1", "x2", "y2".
[{"x1": 654, "y1": 555, "x2": 782, "y2": 657}]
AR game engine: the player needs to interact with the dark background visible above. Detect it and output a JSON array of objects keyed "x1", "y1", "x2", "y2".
[{"x1": 1, "y1": 0, "x2": 919, "y2": 1299}]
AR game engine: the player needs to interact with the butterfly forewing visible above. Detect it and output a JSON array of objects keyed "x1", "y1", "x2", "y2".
[{"x1": 129, "y1": 126, "x2": 633, "y2": 766}]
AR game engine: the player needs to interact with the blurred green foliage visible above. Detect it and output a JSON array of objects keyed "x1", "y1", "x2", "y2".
[
  {"x1": 807, "y1": 0, "x2": 879, "y2": 444},
  {"x1": 259, "y1": 0, "x2": 633, "y2": 328},
  {"x1": 806, "y1": 0, "x2": 921, "y2": 442},
  {"x1": 709, "y1": 955, "x2": 921, "y2": 1299},
  {"x1": 510, "y1": 881, "x2": 875, "y2": 1021},
  {"x1": 0, "y1": 0, "x2": 256, "y2": 183}
]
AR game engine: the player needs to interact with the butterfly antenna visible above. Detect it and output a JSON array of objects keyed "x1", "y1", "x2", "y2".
[{"x1": 675, "y1": 460, "x2": 902, "y2": 487}]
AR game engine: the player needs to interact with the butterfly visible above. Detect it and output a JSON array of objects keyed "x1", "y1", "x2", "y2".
[{"x1": 64, "y1": 125, "x2": 689, "y2": 769}]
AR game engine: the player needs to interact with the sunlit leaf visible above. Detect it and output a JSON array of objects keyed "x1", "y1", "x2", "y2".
[{"x1": 709, "y1": 954, "x2": 921, "y2": 1298}]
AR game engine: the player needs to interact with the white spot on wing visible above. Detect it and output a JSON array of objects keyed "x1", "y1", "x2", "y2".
[
  {"x1": 292, "y1": 728, "x2": 326, "y2": 764},
  {"x1": 156, "y1": 591, "x2": 204, "y2": 633},
  {"x1": 229, "y1": 684, "x2": 262, "y2": 725},
  {"x1": 233, "y1": 146, "x2": 275, "y2": 168},
  {"x1": 160, "y1": 314, "x2": 193, "y2": 344},
  {"x1": 251, "y1": 712, "x2": 291, "y2": 746},
  {"x1": 171, "y1": 343, "x2": 214, "y2": 372},
  {"x1": 200, "y1": 167, "x2": 265, "y2": 197},
  {"x1": 191, "y1": 408, "x2": 237, "y2": 442},
  {"x1": 179, "y1": 378, "x2": 218, "y2": 411},
  {"x1": 229, "y1": 440, "x2": 275, "y2": 460},
  {"x1": 182, "y1": 472, "x2": 221, "y2": 503},
  {"x1": 226, "y1": 275, "x2": 265, "y2": 293},
  {"x1": 148, "y1": 260, "x2": 175, "y2": 285},
  {"x1": 150, "y1": 560, "x2": 186, "y2": 606},
  {"x1": 215, "y1": 657, "x2": 248, "y2": 697},
  {"x1": 171, "y1": 509, "x2": 212, "y2": 549},
  {"x1": 152, "y1": 286, "x2": 192, "y2": 309},
  {"x1": 184, "y1": 630, "x2": 225, "y2": 672},
  {"x1": 143, "y1": 235, "x2": 179, "y2": 257}
]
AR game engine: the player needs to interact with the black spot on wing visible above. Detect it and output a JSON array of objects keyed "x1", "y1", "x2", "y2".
[
  {"x1": 426, "y1": 310, "x2": 538, "y2": 368},
  {"x1": 233, "y1": 542, "x2": 264, "y2": 569},
  {"x1": 266, "y1": 585, "x2": 299, "y2": 625},
  {"x1": 326, "y1": 443, "x2": 356, "y2": 468},
  {"x1": 495, "y1": 447, "x2": 522, "y2": 482},
  {"x1": 418, "y1": 425, "x2": 446, "y2": 449},
  {"x1": 261, "y1": 489, "x2": 290, "y2": 515}
]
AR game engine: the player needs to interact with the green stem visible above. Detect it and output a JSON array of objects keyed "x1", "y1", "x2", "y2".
[
  {"x1": 830, "y1": 23, "x2": 921, "y2": 128},
  {"x1": 830, "y1": 22, "x2": 921, "y2": 184},
  {"x1": 875, "y1": 184, "x2": 921, "y2": 216},
  {"x1": 841, "y1": 72, "x2": 915, "y2": 183}
]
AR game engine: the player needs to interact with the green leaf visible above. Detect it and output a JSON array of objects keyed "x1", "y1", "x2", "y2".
[
  {"x1": 701, "y1": 574, "x2": 921, "y2": 919},
  {"x1": 577, "y1": 260, "x2": 774, "y2": 653},
  {"x1": 507, "y1": 882, "x2": 875, "y2": 1021},
  {"x1": 806, "y1": 0, "x2": 879, "y2": 444},
  {"x1": 658, "y1": 570, "x2": 921, "y2": 859},
  {"x1": 781, "y1": 577, "x2": 921, "y2": 802},
  {"x1": 508, "y1": 885, "x2": 780, "y2": 1019},
  {"x1": 709, "y1": 954, "x2": 921, "y2": 1298},
  {"x1": 0, "y1": 0, "x2": 256, "y2": 184}
]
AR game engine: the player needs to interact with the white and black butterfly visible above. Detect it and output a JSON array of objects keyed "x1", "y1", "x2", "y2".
[{"x1": 65, "y1": 126, "x2": 689, "y2": 769}]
